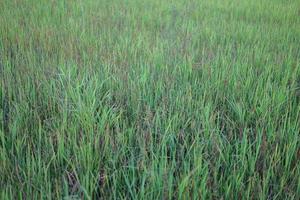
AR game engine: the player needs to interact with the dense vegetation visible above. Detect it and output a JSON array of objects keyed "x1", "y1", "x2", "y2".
[{"x1": 1, "y1": 0, "x2": 300, "y2": 199}]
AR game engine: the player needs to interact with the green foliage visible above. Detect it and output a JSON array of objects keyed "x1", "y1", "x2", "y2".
[{"x1": 1, "y1": 0, "x2": 300, "y2": 199}]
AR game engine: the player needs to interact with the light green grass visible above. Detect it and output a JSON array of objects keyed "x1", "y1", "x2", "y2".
[{"x1": 1, "y1": 0, "x2": 300, "y2": 199}]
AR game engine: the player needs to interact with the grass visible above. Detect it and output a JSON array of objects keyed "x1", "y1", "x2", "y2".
[{"x1": 1, "y1": 0, "x2": 300, "y2": 199}]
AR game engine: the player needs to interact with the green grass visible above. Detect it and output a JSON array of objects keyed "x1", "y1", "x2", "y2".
[{"x1": 1, "y1": 0, "x2": 300, "y2": 199}]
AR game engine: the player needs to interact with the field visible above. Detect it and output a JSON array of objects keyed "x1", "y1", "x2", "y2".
[{"x1": 1, "y1": 0, "x2": 300, "y2": 199}]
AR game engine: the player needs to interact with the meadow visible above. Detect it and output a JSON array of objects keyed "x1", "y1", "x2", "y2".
[{"x1": 1, "y1": 0, "x2": 300, "y2": 199}]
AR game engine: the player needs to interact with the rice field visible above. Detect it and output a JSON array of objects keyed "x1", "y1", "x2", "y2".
[{"x1": 1, "y1": 0, "x2": 300, "y2": 199}]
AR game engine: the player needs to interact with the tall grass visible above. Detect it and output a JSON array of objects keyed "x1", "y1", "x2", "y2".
[{"x1": 1, "y1": 0, "x2": 300, "y2": 199}]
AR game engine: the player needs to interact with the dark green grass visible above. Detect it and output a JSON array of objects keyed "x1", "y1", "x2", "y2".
[{"x1": 1, "y1": 0, "x2": 300, "y2": 199}]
